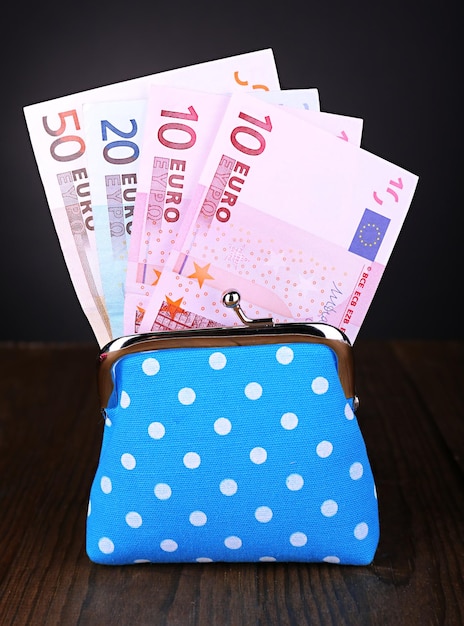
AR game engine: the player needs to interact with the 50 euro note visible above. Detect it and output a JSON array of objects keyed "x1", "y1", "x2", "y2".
[
  {"x1": 23, "y1": 49, "x2": 280, "y2": 346},
  {"x1": 125, "y1": 86, "x2": 363, "y2": 334},
  {"x1": 138, "y1": 91, "x2": 418, "y2": 342}
]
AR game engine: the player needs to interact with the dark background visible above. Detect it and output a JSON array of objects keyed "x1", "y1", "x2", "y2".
[{"x1": 2, "y1": 0, "x2": 461, "y2": 343}]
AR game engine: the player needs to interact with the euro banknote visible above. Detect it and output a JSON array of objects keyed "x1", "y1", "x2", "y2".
[
  {"x1": 123, "y1": 86, "x2": 230, "y2": 335},
  {"x1": 23, "y1": 49, "x2": 280, "y2": 346},
  {"x1": 83, "y1": 99, "x2": 147, "y2": 339},
  {"x1": 138, "y1": 91, "x2": 418, "y2": 342},
  {"x1": 124, "y1": 87, "x2": 364, "y2": 334}
]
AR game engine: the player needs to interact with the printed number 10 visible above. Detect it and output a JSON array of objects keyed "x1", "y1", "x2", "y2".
[{"x1": 230, "y1": 111, "x2": 272, "y2": 156}]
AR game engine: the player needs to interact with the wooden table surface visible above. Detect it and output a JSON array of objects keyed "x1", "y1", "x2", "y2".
[{"x1": 0, "y1": 340, "x2": 462, "y2": 625}]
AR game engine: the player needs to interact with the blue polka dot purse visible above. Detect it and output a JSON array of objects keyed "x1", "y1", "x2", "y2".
[{"x1": 86, "y1": 292, "x2": 379, "y2": 565}]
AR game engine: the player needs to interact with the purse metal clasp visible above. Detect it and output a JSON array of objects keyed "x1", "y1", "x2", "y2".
[{"x1": 222, "y1": 291, "x2": 274, "y2": 328}]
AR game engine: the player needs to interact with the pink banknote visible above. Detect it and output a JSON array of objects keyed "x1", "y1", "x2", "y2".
[
  {"x1": 139, "y1": 92, "x2": 418, "y2": 342},
  {"x1": 125, "y1": 87, "x2": 365, "y2": 334},
  {"x1": 123, "y1": 86, "x2": 230, "y2": 334}
]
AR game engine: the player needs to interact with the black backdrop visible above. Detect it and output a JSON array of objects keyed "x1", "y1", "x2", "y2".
[{"x1": 2, "y1": 0, "x2": 461, "y2": 342}]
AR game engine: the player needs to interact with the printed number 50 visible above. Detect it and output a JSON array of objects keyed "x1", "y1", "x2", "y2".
[{"x1": 42, "y1": 109, "x2": 85, "y2": 163}]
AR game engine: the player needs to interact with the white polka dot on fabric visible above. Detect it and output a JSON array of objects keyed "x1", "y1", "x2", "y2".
[
  {"x1": 276, "y1": 346, "x2": 294, "y2": 364},
  {"x1": 87, "y1": 501, "x2": 91, "y2": 517},
  {"x1": 345, "y1": 403, "x2": 355, "y2": 420},
  {"x1": 249, "y1": 447, "x2": 267, "y2": 464},
  {"x1": 286, "y1": 473, "x2": 304, "y2": 491},
  {"x1": 148, "y1": 422, "x2": 165, "y2": 439},
  {"x1": 290, "y1": 532, "x2": 307, "y2": 547},
  {"x1": 196, "y1": 557, "x2": 213, "y2": 563},
  {"x1": 323, "y1": 556, "x2": 341, "y2": 564},
  {"x1": 189, "y1": 511, "x2": 207, "y2": 526},
  {"x1": 224, "y1": 536, "x2": 242, "y2": 549},
  {"x1": 105, "y1": 416, "x2": 112, "y2": 427},
  {"x1": 121, "y1": 453, "x2": 136, "y2": 470},
  {"x1": 100, "y1": 476, "x2": 112, "y2": 494},
  {"x1": 311, "y1": 376, "x2": 329, "y2": 395},
  {"x1": 142, "y1": 357, "x2": 160, "y2": 376},
  {"x1": 126, "y1": 512, "x2": 142, "y2": 528},
  {"x1": 160, "y1": 539, "x2": 178, "y2": 552},
  {"x1": 183, "y1": 452, "x2": 201, "y2": 469},
  {"x1": 133, "y1": 559, "x2": 151, "y2": 564},
  {"x1": 209, "y1": 352, "x2": 227, "y2": 370},
  {"x1": 316, "y1": 440, "x2": 333, "y2": 458},
  {"x1": 349, "y1": 462, "x2": 364, "y2": 480},
  {"x1": 259, "y1": 556, "x2": 277, "y2": 562},
  {"x1": 98, "y1": 537, "x2": 115, "y2": 554},
  {"x1": 214, "y1": 417, "x2": 232, "y2": 435},
  {"x1": 280, "y1": 412, "x2": 298, "y2": 430},
  {"x1": 120, "y1": 390, "x2": 131, "y2": 408},
  {"x1": 154, "y1": 483, "x2": 172, "y2": 500},
  {"x1": 245, "y1": 382, "x2": 262, "y2": 400},
  {"x1": 374, "y1": 484, "x2": 378, "y2": 500},
  {"x1": 321, "y1": 499, "x2": 338, "y2": 517},
  {"x1": 219, "y1": 479, "x2": 238, "y2": 496},
  {"x1": 255, "y1": 506, "x2": 273, "y2": 523},
  {"x1": 178, "y1": 387, "x2": 196, "y2": 405},
  {"x1": 354, "y1": 522, "x2": 369, "y2": 540}
]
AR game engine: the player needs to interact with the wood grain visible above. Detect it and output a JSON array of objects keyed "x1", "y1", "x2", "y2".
[{"x1": 0, "y1": 341, "x2": 462, "y2": 625}]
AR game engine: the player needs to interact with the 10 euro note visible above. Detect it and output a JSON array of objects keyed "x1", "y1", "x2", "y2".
[
  {"x1": 127, "y1": 86, "x2": 363, "y2": 335},
  {"x1": 23, "y1": 49, "x2": 280, "y2": 346},
  {"x1": 139, "y1": 92, "x2": 418, "y2": 342},
  {"x1": 124, "y1": 86, "x2": 231, "y2": 335},
  {"x1": 123, "y1": 86, "x2": 323, "y2": 334},
  {"x1": 136, "y1": 100, "x2": 365, "y2": 334}
]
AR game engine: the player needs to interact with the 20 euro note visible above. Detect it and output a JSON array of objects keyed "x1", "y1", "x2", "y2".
[
  {"x1": 138, "y1": 91, "x2": 418, "y2": 342},
  {"x1": 23, "y1": 49, "x2": 280, "y2": 346},
  {"x1": 83, "y1": 98, "x2": 147, "y2": 339},
  {"x1": 126, "y1": 87, "x2": 363, "y2": 335}
]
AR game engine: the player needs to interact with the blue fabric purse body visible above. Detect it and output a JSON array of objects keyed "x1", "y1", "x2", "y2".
[{"x1": 87, "y1": 317, "x2": 379, "y2": 566}]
